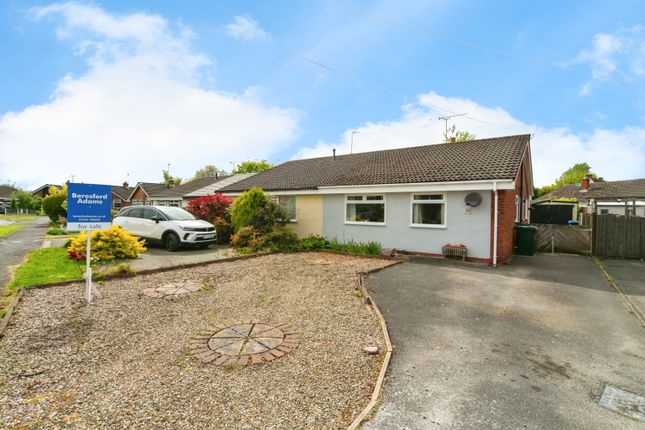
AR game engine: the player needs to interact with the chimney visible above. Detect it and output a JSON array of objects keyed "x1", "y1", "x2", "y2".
[
  {"x1": 123, "y1": 181, "x2": 129, "y2": 189},
  {"x1": 333, "y1": 148, "x2": 336, "y2": 160},
  {"x1": 450, "y1": 137, "x2": 456, "y2": 143},
  {"x1": 580, "y1": 175, "x2": 592, "y2": 190}
]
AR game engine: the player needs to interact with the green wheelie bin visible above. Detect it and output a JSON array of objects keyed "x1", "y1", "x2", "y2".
[{"x1": 515, "y1": 225, "x2": 538, "y2": 256}]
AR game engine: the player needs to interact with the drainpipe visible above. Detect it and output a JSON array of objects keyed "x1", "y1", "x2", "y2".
[{"x1": 493, "y1": 181, "x2": 499, "y2": 267}]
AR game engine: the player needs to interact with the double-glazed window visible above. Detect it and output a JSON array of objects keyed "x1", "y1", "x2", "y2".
[
  {"x1": 345, "y1": 195, "x2": 385, "y2": 224},
  {"x1": 277, "y1": 196, "x2": 297, "y2": 222},
  {"x1": 411, "y1": 194, "x2": 445, "y2": 227}
]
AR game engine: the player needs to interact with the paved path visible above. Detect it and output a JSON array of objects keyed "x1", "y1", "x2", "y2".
[
  {"x1": 364, "y1": 254, "x2": 645, "y2": 430},
  {"x1": 0, "y1": 217, "x2": 49, "y2": 294}
]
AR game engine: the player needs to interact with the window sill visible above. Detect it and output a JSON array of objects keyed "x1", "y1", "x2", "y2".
[
  {"x1": 410, "y1": 223, "x2": 446, "y2": 229},
  {"x1": 345, "y1": 221, "x2": 386, "y2": 226}
]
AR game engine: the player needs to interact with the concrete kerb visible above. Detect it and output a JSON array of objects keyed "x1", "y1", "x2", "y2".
[
  {"x1": 348, "y1": 259, "x2": 405, "y2": 430},
  {"x1": 593, "y1": 257, "x2": 645, "y2": 328},
  {"x1": 0, "y1": 288, "x2": 24, "y2": 339}
]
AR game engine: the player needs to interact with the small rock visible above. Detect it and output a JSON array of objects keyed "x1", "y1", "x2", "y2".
[{"x1": 363, "y1": 346, "x2": 379, "y2": 355}]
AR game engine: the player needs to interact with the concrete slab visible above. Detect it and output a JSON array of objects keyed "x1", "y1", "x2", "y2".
[
  {"x1": 128, "y1": 244, "x2": 234, "y2": 272},
  {"x1": 600, "y1": 258, "x2": 645, "y2": 319},
  {"x1": 363, "y1": 254, "x2": 645, "y2": 430}
]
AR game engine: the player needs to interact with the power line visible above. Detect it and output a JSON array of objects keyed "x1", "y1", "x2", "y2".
[
  {"x1": 321, "y1": 0, "x2": 583, "y2": 72},
  {"x1": 297, "y1": 54, "x2": 501, "y2": 129}
]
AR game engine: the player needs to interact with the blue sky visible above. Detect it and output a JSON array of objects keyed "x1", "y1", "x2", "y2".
[{"x1": 1, "y1": 1, "x2": 644, "y2": 189}]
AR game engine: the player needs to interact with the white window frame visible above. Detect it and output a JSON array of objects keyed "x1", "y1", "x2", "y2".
[
  {"x1": 410, "y1": 193, "x2": 447, "y2": 229},
  {"x1": 515, "y1": 195, "x2": 520, "y2": 223},
  {"x1": 344, "y1": 194, "x2": 386, "y2": 226},
  {"x1": 276, "y1": 195, "x2": 297, "y2": 222}
]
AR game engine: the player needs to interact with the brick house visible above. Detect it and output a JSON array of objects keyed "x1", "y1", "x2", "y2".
[
  {"x1": 0, "y1": 184, "x2": 19, "y2": 209},
  {"x1": 111, "y1": 182, "x2": 132, "y2": 209},
  {"x1": 220, "y1": 134, "x2": 534, "y2": 265},
  {"x1": 31, "y1": 184, "x2": 61, "y2": 198},
  {"x1": 126, "y1": 175, "x2": 251, "y2": 208}
]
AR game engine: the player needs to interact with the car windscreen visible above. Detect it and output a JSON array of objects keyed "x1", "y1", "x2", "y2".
[{"x1": 157, "y1": 207, "x2": 195, "y2": 220}]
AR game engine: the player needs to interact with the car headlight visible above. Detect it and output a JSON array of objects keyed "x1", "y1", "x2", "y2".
[{"x1": 180, "y1": 226, "x2": 197, "y2": 231}]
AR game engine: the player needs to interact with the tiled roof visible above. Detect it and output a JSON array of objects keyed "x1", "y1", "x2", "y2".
[
  {"x1": 111, "y1": 185, "x2": 132, "y2": 200},
  {"x1": 533, "y1": 178, "x2": 645, "y2": 203},
  {"x1": 221, "y1": 134, "x2": 530, "y2": 192},
  {"x1": 184, "y1": 174, "x2": 256, "y2": 197},
  {"x1": 0, "y1": 185, "x2": 18, "y2": 199},
  {"x1": 135, "y1": 176, "x2": 234, "y2": 198},
  {"x1": 584, "y1": 178, "x2": 645, "y2": 199}
]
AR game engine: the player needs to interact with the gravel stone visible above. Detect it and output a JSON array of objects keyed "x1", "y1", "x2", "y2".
[{"x1": 0, "y1": 253, "x2": 389, "y2": 429}]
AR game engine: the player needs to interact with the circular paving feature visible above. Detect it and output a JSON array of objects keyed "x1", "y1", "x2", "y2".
[
  {"x1": 190, "y1": 321, "x2": 300, "y2": 366},
  {"x1": 143, "y1": 282, "x2": 202, "y2": 299}
]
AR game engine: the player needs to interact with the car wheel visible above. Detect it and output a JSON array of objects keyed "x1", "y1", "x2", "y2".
[{"x1": 164, "y1": 232, "x2": 181, "y2": 252}]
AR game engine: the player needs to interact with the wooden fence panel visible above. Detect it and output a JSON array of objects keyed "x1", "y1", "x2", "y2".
[
  {"x1": 533, "y1": 224, "x2": 591, "y2": 255},
  {"x1": 592, "y1": 214, "x2": 645, "y2": 259}
]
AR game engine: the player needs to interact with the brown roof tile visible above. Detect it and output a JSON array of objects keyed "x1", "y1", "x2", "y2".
[{"x1": 222, "y1": 134, "x2": 530, "y2": 192}]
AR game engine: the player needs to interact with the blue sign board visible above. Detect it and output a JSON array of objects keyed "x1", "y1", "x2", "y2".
[{"x1": 67, "y1": 183, "x2": 112, "y2": 231}]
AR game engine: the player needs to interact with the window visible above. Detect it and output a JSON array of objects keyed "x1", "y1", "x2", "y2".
[
  {"x1": 113, "y1": 198, "x2": 122, "y2": 208},
  {"x1": 277, "y1": 196, "x2": 297, "y2": 222},
  {"x1": 131, "y1": 199, "x2": 143, "y2": 206},
  {"x1": 345, "y1": 195, "x2": 385, "y2": 224},
  {"x1": 515, "y1": 195, "x2": 521, "y2": 222},
  {"x1": 600, "y1": 209, "x2": 609, "y2": 214},
  {"x1": 411, "y1": 194, "x2": 445, "y2": 227}
]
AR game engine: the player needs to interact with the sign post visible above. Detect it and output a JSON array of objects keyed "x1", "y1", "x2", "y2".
[{"x1": 67, "y1": 183, "x2": 112, "y2": 304}]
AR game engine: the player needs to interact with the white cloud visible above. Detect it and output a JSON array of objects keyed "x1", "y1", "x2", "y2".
[
  {"x1": 568, "y1": 26, "x2": 645, "y2": 95},
  {"x1": 1, "y1": 3, "x2": 297, "y2": 189},
  {"x1": 224, "y1": 15, "x2": 268, "y2": 42},
  {"x1": 295, "y1": 92, "x2": 645, "y2": 187}
]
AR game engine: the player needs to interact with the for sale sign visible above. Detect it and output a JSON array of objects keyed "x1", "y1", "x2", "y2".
[{"x1": 67, "y1": 183, "x2": 112, "y2": 231}]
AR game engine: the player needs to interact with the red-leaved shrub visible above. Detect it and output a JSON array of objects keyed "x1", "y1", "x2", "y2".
[{"x1": 186, "y1": 193, "x2": 233, "y2": 222}]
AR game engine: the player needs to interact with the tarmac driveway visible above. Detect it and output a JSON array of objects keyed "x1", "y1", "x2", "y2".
[{"x1": 364, "y1": 254, "x2": 645, "y2": 430}]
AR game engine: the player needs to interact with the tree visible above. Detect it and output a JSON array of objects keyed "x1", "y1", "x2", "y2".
[
  {"x1": 43, "y1": 184, "x2": 67, "y2": 222},
  {"x1": 11, "y1": 190, "x2": 33, "y2": 210},
  {"x1": 443, "y1": 125, "x2": 476, "y2": 143},
  {"x1": 554, "y1": 163, "x2": 596, "y2": 188},
  {"x1": 162, "y1": 169, "x2": 182, "y2": 186},
  {"x1": 190, "y1": 165, "x2": 228, "y2": 181},
  {"x1": 534, "y1": 162, "x2": 598, "y2": 197},
  {"x1": 232, "y1": 160, "x2": 273, "y2": 174}
]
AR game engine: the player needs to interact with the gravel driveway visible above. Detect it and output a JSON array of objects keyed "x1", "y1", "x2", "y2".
[{"x1": 0, "y1": 253, "x2": 391, "y2": 429}]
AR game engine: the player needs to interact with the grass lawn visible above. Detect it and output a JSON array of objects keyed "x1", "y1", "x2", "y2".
[
  {"x1": 0, "y1": 224, "x2": 26, "y2": 238},
  {"x1": 7, "y1": 247, "x2": 85, "y2": 292}
]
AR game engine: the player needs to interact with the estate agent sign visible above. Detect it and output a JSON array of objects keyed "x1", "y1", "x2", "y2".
[
  {"x1": 67, "y1": 183, "x2": 112, "y2": 231},
  {"x1": 67, "y1": 183, "x2": 112, "y2": 303}
]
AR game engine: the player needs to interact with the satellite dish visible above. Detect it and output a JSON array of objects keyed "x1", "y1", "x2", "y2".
[{"x1": 465, "y1": 192, "x2": 483, "y2": 207}]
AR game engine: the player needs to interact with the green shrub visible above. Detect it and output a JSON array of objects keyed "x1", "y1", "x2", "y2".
[
  {"x1": 263, "y1": 226, "x2": 301, "y2": 251},
  {"x1": 67, "y1": 226, "x2": 146, "y2": 261},
  {"x1": 230, "y1": 226, "x2": 260, "y2": 249},
  {"x1": 328, "y1": 239, "x2": 381, "y2": 256},
  {"x1": 301, "y1": 235, "x2": 330, "y2": 250},
  {"x1": 43, "y1": 194, "x2": 66, "y2": 222},
  {"x1": 47, "y1": 227, "x2": 67, "y2": 235},
  {"x1": 230, "y1": 187, "x2": 288, "y2": 233},
  {"x1": 213, "y1": 216, "x2": 232, "y2": 244}
]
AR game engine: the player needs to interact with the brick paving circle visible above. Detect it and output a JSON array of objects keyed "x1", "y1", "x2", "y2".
[
  {"x1": 190, "y1": 321, "x2": 300, "y2": 366},
  {"x1": 143, "y1": 282, "x2": 202, "y2": 299}
]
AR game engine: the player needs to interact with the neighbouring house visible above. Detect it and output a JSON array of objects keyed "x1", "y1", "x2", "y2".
[
  {"x1": 111, "y1": 182, "x2": 132, "y2": 209},
  {"x1": 0, "y1": 184, "x2": 19, "y2": 209},
  {"x1": 182, "y1": 174, "x2": 255, "y2": 206},
  {"x1": 32, "y1": 184, "x2": 61, "y2": 198},
  {"x1": 533, "y1": 177, "x2": 645, "y2": 223},
  {"x1": 220, "y1": 134, "x2": 534, "y2": 265},
  {"x1": 127, "y1": 174, "x2": 253, "y2": 208}
]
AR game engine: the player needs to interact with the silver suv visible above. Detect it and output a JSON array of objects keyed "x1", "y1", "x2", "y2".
[{"x1": 114, "y1": 206, "x2": 216, "y2": 251}]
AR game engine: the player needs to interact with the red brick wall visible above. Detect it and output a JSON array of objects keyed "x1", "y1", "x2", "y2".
[
  {"x1": 489, "y1": 154, "x2": 533, "y2": 265},
  {"x1": 130, "y1": 187, "x2": 148, "y2": 203}
]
